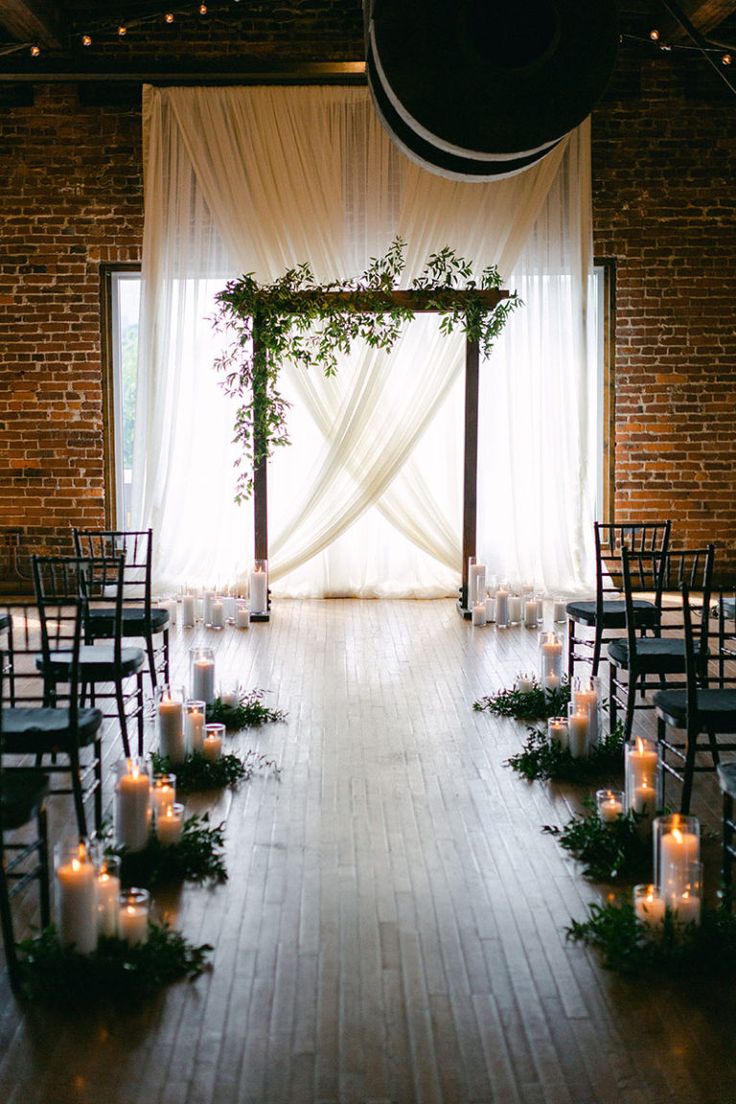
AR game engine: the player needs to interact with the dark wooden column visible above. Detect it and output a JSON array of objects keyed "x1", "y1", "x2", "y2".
[
  {"x1": 459, "y1": 336, "x2": 480, "y2": 617},
  {"x1": 252, "y1": 312, "x2": 270, "y2": 619}
]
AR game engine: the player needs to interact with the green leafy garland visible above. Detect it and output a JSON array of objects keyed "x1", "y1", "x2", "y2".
[
  {"x1": 16, "y1": 923, "x2": 212, "y2": 1006},
  {"x1": 567, "y1": 900, "x2": 736, "y2": 977},
  {"x1": 213, "y1": 238, "x2": 521, "y2": 500},
  {"x1": 109, "y1": 814, "x2": 228, "y2": 887},
  {"x1": 506, "y1": 722, "x2": 626, "y2": 783},
  {"x1": 543, "y1": 799, "x2": 651, "y2": 883},
  {"x1": 206, "y1": 688, "x2": 287, "y2": 729},
  {"x1": 473, "y1": 679, "x2": 571, "y2": 721},
  {"x1": 150, "y1": 748, "x2": 281, "y2": 794}
]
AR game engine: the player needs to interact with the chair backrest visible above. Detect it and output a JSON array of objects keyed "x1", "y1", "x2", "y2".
[
  {"x1": 681, "y1": 582, "x2": 710, "y2": 705},
  {"x1": 72, "y1": 529, "x2": 153, "y2": 613},
  {"x1": 594, "y1": 522, "x2": 671, "y2": 612},
  {"x1": 621, "y1": 544, "x2": 715, "y2": 660},
  {"x1": 32, "y1": 555, "x2": 125, "y2": 671}
]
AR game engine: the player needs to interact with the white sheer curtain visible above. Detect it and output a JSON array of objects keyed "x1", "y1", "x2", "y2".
[{"x1": 133, "y1": 85, "x2": 595, "y2": 597}]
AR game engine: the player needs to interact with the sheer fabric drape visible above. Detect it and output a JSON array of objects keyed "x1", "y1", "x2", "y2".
[{"x1": 134, "y1": 85, "x2": 595, "y2": 597}]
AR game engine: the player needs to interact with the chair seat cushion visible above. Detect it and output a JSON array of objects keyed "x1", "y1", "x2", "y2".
[
  {"x1": 608, "y1": 637, "x2": 688, "y2": 672},
  {"x1": 87, "y1": 606, "x2": 170, "y2": 637},
  {"x1": 718, "y1": 762, "x2": 736, "y2": 801},
  {"x1": 1, "y1": 769, "x2": 49, "y2": 830},
  {"x1": 2, "y1": 706, "x2": 104, "y2": 753},
  {"x1": 0, "y1": 611, "x2": 10, "y2": 633},
  {"x1": 566, "y1": 599, "x2": 659, "y2": 629},
  {"x1": 721, "y1": 597, "x2": 736, "y2": 621},
  {"x1": 653, "y1": 688, "x2": 736, "y2": 730},
  {"x1": 36, "y1": 645, "x2": 145, "y2": 680}
]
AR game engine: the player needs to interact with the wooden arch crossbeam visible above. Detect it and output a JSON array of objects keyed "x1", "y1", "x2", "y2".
[{"x1": 251, "y1": 286, "x2": 510, "y2": 620}]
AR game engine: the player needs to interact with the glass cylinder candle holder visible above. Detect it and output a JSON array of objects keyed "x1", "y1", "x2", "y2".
[
  {"x1": 669, "y1": 862, "x2": 703, "y2": 926},
  {"x1": 572, "y1": 675, "x2": 600, "y2": 746},
  {"x1": 523, "y1": 595, "x2": 540, "y2": 629},
  {"x1": 95, "y1": 854, "x2": 121, "y2": 939},
  {"x1": 115, "y1": 758, "x2": 151, "y2": 852},
  {"x1": 538, "y1": 631, "x2": 563, "y2": 684},
  {"x1": 552, "y1": 597, "x2": 567, "y2": 624},
  {"x1": 55, "y1": 839, "x2": 97, "y2": 954},
  {"x1": 507, "y1": 594, "x2": 522, "y2": 625},
  {"x1": 184, "y1": 699, "x2": 206, "y2": 753},
  {"x1": 156, "y1": 802, "x2": 185, "y2": 846},
  {"x1": 516, "y1": 673, "x2": 534, "y2": 693},
  {"x1": 118, "y1": 887, "x2": 150, "y2": 946},
  {"x1": 625, "y1": 736, "x2": 660, "y2": 821},
  {"x1": 150, "y1": 771, "x2": 177, "y2": 821},
  {"x1": 223, "y1": 592, "x2": 237, "y2": 624},
  {"x1": 210, "y1": 595, "x2": 226, "y2": 630},
  {"x1": 235, "y1": 600, "x2": 250, "y2": 629},
  {"x1": 596, "y1": 788, "x2": 625, "y2": 826},
  {"x1": 468, "y1": 561, "x2": 486, "y2": 609},
  {"x1": 249, "y1": 559, "x2": 269, "y2": 615},
  {"x1": 633, "y1": 883, "x2": 666, "y2": 929},
  {"x1": 202, "y1": 591, "x2": 216, "y2": 628},
  {"x1": 189, "y1": 645, "x2": 215, "y2": 704},
  {"x1": 471, "y1": 602, "x2": 486, "y2": 626},
  {"x1": 547, "y1": 716, "x2": 568, "y2": 750},
  {"x1": 181, "y1": 591, "x2": 195, "y2": 629},
  {"x1": 203, "y1": 722, "x2": 225, "y2": 762},
  {"x1": 654, "y1": 814, "x2": 701, "y2": 899},
  {"x1": 155, "y1": 684, "x2": 185, "y2": 765},
  {"x1": 495, "y1": 587, "x2": 509, "y2": 628},
  {"x1": 567, "y1": 702, "x2": 589, "y2": 759},
  {"x1": 484, "y1": 590, "x2": 495, "y2": 623},
  {"x1": 219, "y1": 685, "x2": 240, "y2": 709}
]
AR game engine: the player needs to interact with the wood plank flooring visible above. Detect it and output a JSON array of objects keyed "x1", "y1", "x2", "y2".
[{"x1": 1, "y1": 599, "x2": 735, "y2": 1104}]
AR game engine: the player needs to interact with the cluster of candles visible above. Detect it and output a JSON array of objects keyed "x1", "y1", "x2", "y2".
[
  {"x1": 468, "y1": 559, "x2": 567, "y2": 632},
  {"x1": 115, "y1": 757, "x2": 192, "y2": 853},
  {"x1": 157, "y1": 677, "x2": 225, "y2": 763},
  {"x1": 160, "y1": 560, "x2": 269, "y2": 629},
  {"x1": 546, "y1": 676, "x2": 601, "y2": 758},
  {"x1": 592, "y1": 735, "x2": 660, "y2": 827},
  {"x1": 55, "y1": 839, "x2": 151, "y2": 953},
  {"x1": 635, "y1": 814, "x2": 703, "y2": 928}
]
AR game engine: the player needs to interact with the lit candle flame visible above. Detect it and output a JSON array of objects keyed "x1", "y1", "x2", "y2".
[
  {"x1": 672, "y1": 828, "x2": 684, "y2": 844},
  {"x1": 636, "y1": 736, "x2": 644, "y2": 754}
]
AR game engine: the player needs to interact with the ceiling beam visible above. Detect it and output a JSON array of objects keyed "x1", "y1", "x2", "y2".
[
  {"x1": 656, "y1": 0, "x2": 736, "y2": 40},
  {"x1": 0, "y1": 56, "x2": 367, "y2": 82},
  {"x1": 0, "y1": 0, "x2": 65, "y2": 49}
]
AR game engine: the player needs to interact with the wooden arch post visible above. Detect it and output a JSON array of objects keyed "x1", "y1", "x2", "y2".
[{"x1": 251, "y1": 288, "x2": 509, "y2": 621}]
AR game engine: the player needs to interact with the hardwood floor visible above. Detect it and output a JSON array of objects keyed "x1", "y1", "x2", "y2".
[{"x1": 1, "y1": 599, "x2": 735, "y2": 1104}]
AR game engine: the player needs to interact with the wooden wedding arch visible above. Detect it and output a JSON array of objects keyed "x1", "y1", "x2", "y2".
[{"x1": 249, "y1": 287, "x2": 510, "y2": 620}]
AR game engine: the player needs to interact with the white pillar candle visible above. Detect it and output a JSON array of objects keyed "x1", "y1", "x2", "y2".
[
  {"x1": 118, "y1": 890, "x2": 150, "y2": 946},
  {"x1": 548, "y1": 717, "x2": 568, "y2": 750},
  {"x1": 157, "y1": 691, "x2": 184, "y2": 765},
  {"x1": 224, "y1": 595, "x2": 237, "y2": 622},
  {"x1": 185, "y1": 701, "x2": 205, "y2": 753},
  {"x1": 192, "y1": 659, "x2": 215, "y2": 704},
  {"x1": 597, "y1": 789, "x2": 624, "y2": 825},
  {"x1": 523, "y1": 598, "x2": 539, "y2": 629},
  {"x1": 115, "y1": 761, "x2": 151, "y2": 852},
  {"x1": 626, "y1": 737, "x2": 658, "y2": 792},
  {"x1": 553, "y1": 599, "x2": 567, "y2": 623},
  {"x1": 660, "y1": 827, "x2": 700, "y2": 898},
  {"x1": 544, "y1": 672, "x2": 561, "y2": 692},
  {"x1": 210, "y1": 600, "x2": 225, "y2": 629},
  {"x1": 540, "y1": 636, "x2": 563, "y2": 678},
  {"x1": 634, "y1": 884, "x2": 666, "y2": 928},
  {"x1": 95, "y1": 862, "x2": 121, "y2": 939},
  {"x1": 484, "y1": 596, "x2": 495, "y2": 623},
  {"x1": 468, "y1": 564, "x2": 486, "y2": 608},
  {"x1": 495, "y1": 589, "x2": 509, "y2": 628},
  {"x1": 181, "y1": 594, "x2": 195, "y2": 628},
  {"x1": 202, "y1": 592, "x2": 215, "y2": 626},
  {"x1": 573, "y1": 684, "x2": 599, "y2": 745},
  {"x1": 156, "y1": 803, "x2": 184, "y2": 846},
  {"x1": 631, "y1": 780, "x2": 656, "y2": 816},
  {"x1": 567, "y1": 708, "x2": 589, "y2": 759},
  {"x1": 202, "y1": 723, "x2": 224, "y2": 762},
  {"x1": 472, "y1": 603, "x2": 486, "y2": 626},
  {"x1": 56, "y1": 843, "x2": 97, "y2": 955},
  {"x1": 507, "y1": 595, "x2": 522, "y2": 624},
  {"x1": 671, "y1": 892, "x2": 701, "y2": 926},
  {"x1": 235, "y1": 604, "x2": 250, "y2": 629},
  {"x1": 250, "y1": 567, "x2": 268, "y2": 614},
  {"x1": 150, "y1": 773, "x2": 177, "y2": 820}
]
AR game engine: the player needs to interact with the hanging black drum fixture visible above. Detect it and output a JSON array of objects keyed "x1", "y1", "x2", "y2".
[{"x1": 365, "y1": 0, "x2": 620, "y2": 180}]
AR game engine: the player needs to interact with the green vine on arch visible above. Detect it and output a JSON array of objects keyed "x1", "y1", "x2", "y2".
[{"x1": 213, "y1": 238, "x2": 521, "y2": 502}]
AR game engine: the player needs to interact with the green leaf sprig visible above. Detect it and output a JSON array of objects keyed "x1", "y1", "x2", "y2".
[
  {"x1": 473, "y1": 678, "x2": 571, "y2": 721},
  {"x1": 206, "y1": 688, "x2": 287, "y2": 729},
  {"x1": 506, "y1": 722, "x2": 626, "y2": 783},
  {"x1": 543, "y1": 798, "x2": 651, "y2": 883}
]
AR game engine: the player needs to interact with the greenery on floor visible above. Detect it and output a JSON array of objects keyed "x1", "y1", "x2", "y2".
[
  {"x1": 151, "y1": 748, "x2": 281, "y2": 794},
  {"x1": 17, "y1": 923, "x2": 212, "y2": 1006},
  {"x1": 473, "y1": 679, "x2": 571, "y2": 721},
  {"x1": 110, "y1": 813, "x2": 228, "y2": 887},
  {"x1": 206, "y1": 688, "x2": 288, "y2": 729},
  {"x1": 506, "y1": 722, "x2": 626, "y2": 783},
  {"x1": 543, "y1": 799, "x2": 651, "y2": 883},
  {"x1": 567, "y1": 899, "x2": 736, "y2": 977}
]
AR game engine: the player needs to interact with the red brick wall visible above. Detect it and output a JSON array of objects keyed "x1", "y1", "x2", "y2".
[
  {"x1": 1, "y1": 38, "x2": 735, "y2": 583},
  {"x1": 592, "y1": 52, "x2": 736, "y2": 577}
]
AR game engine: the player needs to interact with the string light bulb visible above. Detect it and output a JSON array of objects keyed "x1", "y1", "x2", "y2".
[
  {"x1": 722, "y1": 53, "x2": 733, "y2": 66},
  {"x1": 117, "y1": 24, "x2": 127, "y2": 36},
  {"x1": 199, "y1": 2, "x2": 208, "y2": 13},
  {"x1": 649, "y1": 28, "x2": 660, "y2": 41},
  {"x1": 82, "y1": 33, "x2": 93, "y2": 46},
  {"x1": 30, "y1": 44, "x2": 40, "y2": 56},
  {"x1": 164, "y1": 12, "x2": 175, "y2": 23}
]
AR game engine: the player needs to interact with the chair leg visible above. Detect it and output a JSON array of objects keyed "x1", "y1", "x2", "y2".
[
  {"x1": 136, "y1": 672, "x2": 145, "y2": 758},
  {"x1": 37, "y1": 803, "x2": 51, "y2": 928},
  {"x1": 115, "y1": 678, "x2": 131, "y2": 759},
  {"x1": 723, "y1": 791, "x2": 733, "y2": 912},
  {"x1": 680, "y1": 722, "x2": 699, "y2": 814},
  {"x1": 145, "y1": 631, "x2": 158, "y2": 693},
  {"x1": 567, "y1": 620, "x2": 575, "y2": 681},
  {"x1": 93, "y1": 737, "x2": 103, "y2": 834},
  {"x1": 657, "y1": 717, "x2": 667, "y2": 809},
  {"x1": 0, "y1": 845, "x2": 21, "y2": 994},
  {"x1": 68, "y1": 745, "x2": 88, "y2": 837},
  {"x1": 609, "y1": 661, "x2": 618, "y2": 733},
  {"x1": 624, "y1": 670, "x2": 637, "y2": 741},
  {"x1": 162, "y1": 628, "x2": 170, "y2": 685},
  {"x1": 706, "y1": 728, "x2": 721, "y2": 769},
  {"x1": 591, "y1": 625, "x2": 603, "y2": 677}
]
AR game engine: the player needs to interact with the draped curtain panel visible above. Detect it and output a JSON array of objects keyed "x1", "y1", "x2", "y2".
[{"x1": 133, "y1": 85, "x2": 595, "y2": 597}]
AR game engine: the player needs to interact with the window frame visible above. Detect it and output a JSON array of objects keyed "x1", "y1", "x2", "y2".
[
  {"x1": 594, "y1": 256, "x2": 616, "y2": 525},
  {"x1": 100, "y1": 263, "x2": 141, "y2": 529}
]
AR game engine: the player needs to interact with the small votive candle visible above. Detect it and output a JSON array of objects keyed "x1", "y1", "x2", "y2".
[
  {"x1": 596, "y1": 788, "x2": 625, "y2": 826},
  {"x1": 472, "y1": 603, "x2": 486, "y2": 626},
  {"x1": 150, "y1": 772, "x2": 177, "y2": 821},
  {"x1": 185, "y1": 699, "x2": 206, "y2": 753},
  {"x1": 95, "y1": 855, "x2": 121, "y2": 939},
  {"x1": 156, "y1": 802, "x2": 184, "y2": 846},
  {"x1": 203, "y1": 722, "x2": 224, "y2": 762},
  {"x1": 118, "y1": 888, "x2": 150, "y2": 946},
  {"x1": 517, "y1": 674, "x2": 534, "y2": 693},
  {"x1": 235, "y1": 603, "x2": 250, "y2": 629},
  {"x1": 548, "y1": 716, "x2": 568, "y2": 750},
  {"x1": 633, "y1": 884, "x2": 665, "y2": 928},
  {"x1": 220, "y1": 688, "x2": 239, "y2": 708}
]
